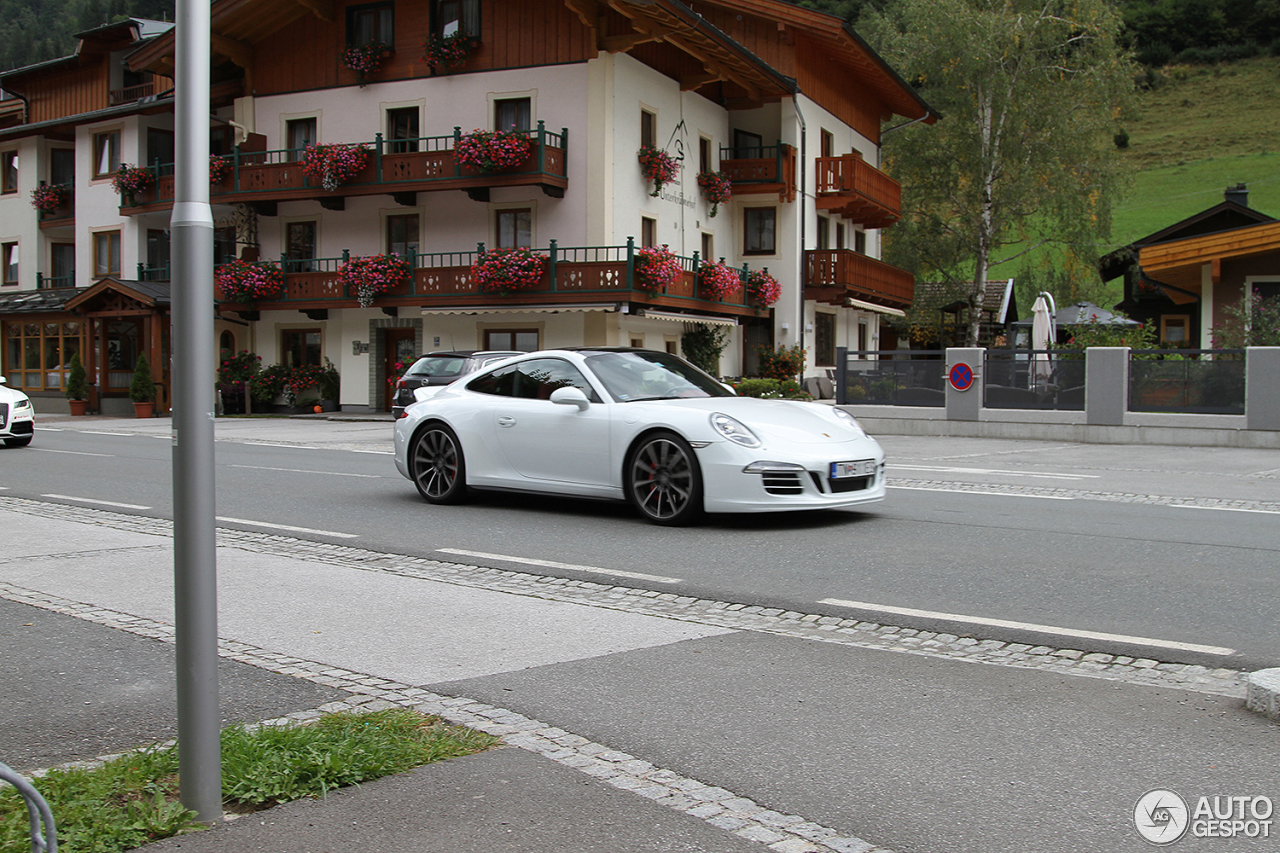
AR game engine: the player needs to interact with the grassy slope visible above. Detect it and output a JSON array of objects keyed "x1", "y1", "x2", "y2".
[{"x1": 1110, "y1": 57, "x2": 1280, "y2": 246}]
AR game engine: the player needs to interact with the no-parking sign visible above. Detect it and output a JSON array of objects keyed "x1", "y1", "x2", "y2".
[{"x1": 948, "y1": 362, "x2": 974, "y2": 391}]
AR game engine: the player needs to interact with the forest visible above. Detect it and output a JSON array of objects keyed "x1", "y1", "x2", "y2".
[{"x1": 0, "y1": 0, "x2": 174, "y2": 71}]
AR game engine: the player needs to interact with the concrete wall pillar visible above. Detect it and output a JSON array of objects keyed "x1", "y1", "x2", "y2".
[
  {"x1": 946, "y1": 347, "x2": 983, "y2": 422},
  {"x1": 1246, "y1": 347, "x2": 1280, "y2": 431},
  {"x1": 1086, "y1": 347, "x2": 1128, "y2": 426}
]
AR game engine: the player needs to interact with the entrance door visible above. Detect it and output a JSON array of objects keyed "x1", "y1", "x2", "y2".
[{"x1": 384, "y1": 328, "x2": 418, "y2": 410}]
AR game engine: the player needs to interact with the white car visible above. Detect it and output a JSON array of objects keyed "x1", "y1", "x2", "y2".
[
  {"x1": 0, "y1": 377, "x2": 35, "y2": 448},
  {"x1": 393, "y1": 347, "x2": 885, "y2": 525}
]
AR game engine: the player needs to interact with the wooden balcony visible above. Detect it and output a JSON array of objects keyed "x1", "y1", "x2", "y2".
[
  {"x1": 217, "y1": 243, "x2": 764, "y2": 321},
  {"x1": 718, "y1": 143, "x2": 797, "y2": 202},
  {"x1": 804, "y1": 249, "x2": 913, "y2": 311},
  {"x1": 122, "y1": 123, "x2": 569, "y2": 214},
  {"x1": 109, "y1": 81, "x2": 156, "y2": 106},
  {"x1": 814, "y1": 154, "x2": 901, "y2": 229}
]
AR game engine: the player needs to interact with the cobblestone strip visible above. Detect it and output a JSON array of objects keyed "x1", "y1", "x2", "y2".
[
  {"x1": 890, "y1": 478, "x2": 1280, "y2": 513},
  {"x1": 3, "y1": 583, "x2": 893, "y2": 853},
  {"x1": 0, "y1": 495, "x2": 1246, "y2": 698}
]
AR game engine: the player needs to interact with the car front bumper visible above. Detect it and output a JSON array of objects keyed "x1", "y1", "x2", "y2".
[{"x1": 695, "y1": 438, "x2": 886, "y2": 513}]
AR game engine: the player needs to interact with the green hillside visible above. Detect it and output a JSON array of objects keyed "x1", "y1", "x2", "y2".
[{"x1": 1110, "y1": 57, "x2": 1280, "y2": 246}]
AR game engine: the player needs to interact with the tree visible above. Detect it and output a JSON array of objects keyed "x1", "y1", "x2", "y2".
[{"x1": 864, "y1": 0, "x2": 1137, "y2": 345}]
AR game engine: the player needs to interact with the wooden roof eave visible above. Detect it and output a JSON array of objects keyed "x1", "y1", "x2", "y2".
[
  {"x1": 1138, "y1": 220, "x2": 1280, "y2": 273},
  {"x1": 127, "y1": 0, "x2": 328, "y2": 75}
]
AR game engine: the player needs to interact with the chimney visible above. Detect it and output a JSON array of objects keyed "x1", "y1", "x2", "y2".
[{"x1": 1225, "y1": 183, "x2": 1249, "y2": 207}]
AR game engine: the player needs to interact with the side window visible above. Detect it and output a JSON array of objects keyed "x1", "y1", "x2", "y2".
[
  {"x1": 514, "y1": 358, "x2": 598, "y2": 401},
  {"x1": 286, "y1": 118, "x2": 317, "y2": 160},
  {"x1": 282, "y1": 328, "x2": 322, "y2": 367},
  {"x1": 744, "y1": 207, "x2": 776, "y2": 255},
  {"x1": 640, "y1": 109, "x2": 656, "y2": 149},
  {"x1": 1, "y1": 151, "x2": 16, "y2": 194},
  {"x1": 94, "y1": 132, "x2": 120, "y2": 178},
  {"x1": 495, "y1": 208, "x2": 531, "y2": 248},
  {"x1": 347, "y1": 1, "x2": 394, "y2": 47},
  {"x1": 286, "y1": 221, "x2": 318, "y2": 272},
  {"x1": 387, "y1": 107, "x2": 420, "y2": 153},
  {"x1": 494, "y1": 98, "x2": 531, "y2": 132},
  {"x1": 468, "y1": 363, "x2": 518, "y2": 397}
]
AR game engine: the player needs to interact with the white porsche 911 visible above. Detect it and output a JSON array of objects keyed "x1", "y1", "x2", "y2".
[{"x1": 393, "y1": 347, "x2": 885, "y2": 525}]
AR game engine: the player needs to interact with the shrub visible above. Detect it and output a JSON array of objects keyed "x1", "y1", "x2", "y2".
[
  {"x1": 129, "y1": 355, "x2": 155, "y2": 403},
  {"x1": 218, "y1": 349, "x2": 261, "y2": 388},
  {"x1": 65, "y1": 352, "x2": 87, "y2": 400},
  {"x1": 1113, "y1": 128, "x2": 1130, "y2": 149},
  {"x1": 634, "y1": 244, "x2": 683, "y2": 293},
  {"x1": 755, "y1": 344, "x2": 806, "y2": 381},
  {"x1": 681, "y1": 323, "x2": 730, "y2": 375},
  {"x1": 731, "y1": 378, "x2": 810, "y2": 399},
  {"x1": 455, "y1": 129, "x2": 532, "y2": 173}
]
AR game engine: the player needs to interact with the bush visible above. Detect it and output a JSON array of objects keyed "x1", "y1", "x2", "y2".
[
  {"x1": 755, "y1": 344, "x2": 806, "y2": 381},
  {"x1": 1113, "y1": 128, "x2": 1130, "y2": 149},
  {"x1": 681, "y1": 323, "x2": 730, "y2": 375},
  {"x1": 129, "y1": 355, "x2": 155, "y2": 403},
  {"x1": 65, "y1": 352, "x2": 87, "y2": 400},
  {"x1": 731, "y1": 377, "x2": 810, "y2": 399}
]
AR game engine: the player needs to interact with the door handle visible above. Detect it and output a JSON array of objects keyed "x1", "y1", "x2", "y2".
[{"x1": 497, "y1": 415, "x2": 516, "y2": 428}]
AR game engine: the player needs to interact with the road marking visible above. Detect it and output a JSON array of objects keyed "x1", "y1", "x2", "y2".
[
  {"x1": 437, "y1": 548, "x2": 682, "y2": 584},
  {"x1": 230, "y1": 464, "x2": 382, "y2": 478},
  {"x1": 352, "y1": 449, "x2": 394, "y2": 455},
  {"x1": 889, "y1": 463, "x2": 1099, "y2": 481},
  {"x1": 30, "y1": 448, "x2": 113, "y2": 457},
  {"x1": 41, "y1": 493, "x2": 152, "y2": 510},
  {"x1": 818, "y1": 597, "x2": 1236, "y2": 656},
  {"x1": 1171, "y1": 504, "x2": 1280, "y2": 516},
  {"x1": 888, "y1": 485, "x2": 1073, "y2": 500},
  {"x1": 216, "y1": 516, "x2": 360, "y2": 538},
  {"x1": 79, "y1": 430, "x2": 138, "y2": 436}
]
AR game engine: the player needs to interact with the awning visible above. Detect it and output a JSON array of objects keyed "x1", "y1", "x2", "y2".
[
  {"x1": 844, "y1": 298, "x2": 906, "y2": 317},
  {"x1": 635, "y1": 309, "x2": 739, "y2": 327},
  {"x1": 421, "y1": 304, "x2": 623, "y2": 316}
]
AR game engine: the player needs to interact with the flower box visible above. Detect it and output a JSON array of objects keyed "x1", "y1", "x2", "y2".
[
  {"x1": 215, "y1": 260, "x2": 286, "y2": 303},
  {"x1": 471, "y1": 248, "x2": 546, "y2": 295},
  {"x1": 634, "y1": 244, "x2": 683, "y2": 294},
  {"x1": 455, "y1": 129, "x2": 534, "y2": 174},
  {"x1": 638, "y1": 145, "x2": 678, "y2": 197},
  {"x1": 697, "y1": 261, "x2": 743, "y2": 301},
  {"x1": 338, "y1": 253, "x2": 413, "y2": 307},
  {"x1": 696, "y1": 170, "x2": 732, "y2": 217}
]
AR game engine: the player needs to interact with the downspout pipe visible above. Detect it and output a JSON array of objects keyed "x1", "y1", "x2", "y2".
[{"x1": 793, "y1": 93, "x2": 806, "y2": 361}]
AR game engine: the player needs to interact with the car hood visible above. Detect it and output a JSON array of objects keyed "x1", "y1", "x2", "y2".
[
  {"x1": 0, "y1": 385, "x2": 28, "y2": 404},
  {"x1": 638, "y1": 397, "x2": 867, "y2": 446}
]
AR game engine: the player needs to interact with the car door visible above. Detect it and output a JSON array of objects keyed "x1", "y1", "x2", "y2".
[{"x1": 486, "y1": 357, "x2": 612, "y2": 487}]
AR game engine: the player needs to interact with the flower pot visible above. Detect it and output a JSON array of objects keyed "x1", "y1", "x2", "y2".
[
  {"x1": 133, "y1": 402, "x2": 154, "y2": 419},
  {"x1": 68, "y1": 399, "x2": 88, "y2": 416}
]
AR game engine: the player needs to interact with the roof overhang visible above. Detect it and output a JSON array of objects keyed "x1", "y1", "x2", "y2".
[
  {"x1": 635, "y1": 308, "x2": 739, "y2": 325},
  {"x1": 844, "y1": 297, "x2": 905, "y2": 317}
]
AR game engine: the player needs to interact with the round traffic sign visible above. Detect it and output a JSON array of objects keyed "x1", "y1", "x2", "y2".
[{"x1": 948, "y1": 362, "x2": 974, "y2": 391}]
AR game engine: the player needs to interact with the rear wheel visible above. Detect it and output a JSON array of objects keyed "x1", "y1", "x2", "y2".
[
  {"x1": 625, "y1": 432, "x2": 703, "y2": 525},
  {"x1": 410, "y1": 424, "x2": 468, "y2": 504}
]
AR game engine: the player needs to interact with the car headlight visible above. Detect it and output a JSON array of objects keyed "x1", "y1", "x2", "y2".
[
  {"x1": 831, "y1": 407, "x2": 865, "y2": 436},
  {"x1": 14, "y1": 398, "x2": 31, "y2": 410},
  {"x1": 710, "y1": 412, "x2": 761, "y2": 448}
]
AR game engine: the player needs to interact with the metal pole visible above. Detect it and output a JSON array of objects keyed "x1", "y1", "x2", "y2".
[{"x1": 172, "y1": 0, "x2": 221, "y2": 823}]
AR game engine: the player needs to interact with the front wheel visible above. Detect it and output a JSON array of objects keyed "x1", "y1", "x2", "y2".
[
  {"x1": 625, "y1": 432, "x2": 703, "y2": 525},
  {"x1": 409, "y1": 424, "x2": 468, "y2": 504}
]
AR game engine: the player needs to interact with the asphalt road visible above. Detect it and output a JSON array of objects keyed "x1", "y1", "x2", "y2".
[{"x1": 8, "y1": 420, "x2": 1280, "y2": 669}]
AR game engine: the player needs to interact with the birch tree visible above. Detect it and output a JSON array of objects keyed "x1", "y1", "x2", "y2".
[{"x1": 864, "y1": 0, "x2": 1136, "y2": 345}]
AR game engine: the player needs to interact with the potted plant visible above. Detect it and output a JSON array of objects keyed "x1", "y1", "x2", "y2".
[
  {"x1": 420, "y1": 31, "x2": 476, "y2": 74},
  {"x1": 300, "y1": 143, "x2": 371, "y2": 191},
  {"x1": 30, "y1": 182, "x2": 68, "y2": 215},
  {"x1": 111, "y1": 163, "x2": 154, "y2": 205},
  {"x1": 638, "y1": 145, "x2": 678, "y2": 197},
  {"x1": 340, "y1": 40, "x2": 390, "y2": 86},
  {"x1": 746, "y1": 269, "x2": 781, "y2": 308},
  {"x1": 634, "y1": 244, "x2": 683, "y2": 294},
  {"x1": 696, "y1": 260, "x2": 742, "y2": 301},
  {"x1": 130, "y1": 354, "x2": 156, "y2": 418},
  {"x1": 318, "y1": 359, "x2": 341, "y2": 411},
  {"x1": 215, "y1": 259, "x2": 286, "y2": 303},
  {"x1": 470, "y1": 247, "x2": 546, "y2": 295},
  {"x1": 338, "y1": 253, "x2": 413, "y2": 307},
  {"x1": 696, "y1": 170, "x2": 732, "y2": 217},
  {"x1": 65, "y1": 352, "x2": 89, "y2": 415},
  {"x1": 454, "y1": 129, "x2": 533, "y2": 174}
]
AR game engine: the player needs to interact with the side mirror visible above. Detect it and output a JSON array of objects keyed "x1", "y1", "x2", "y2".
[{"x1": 549, "y1": 386, "x2": 590, "y2": 411}]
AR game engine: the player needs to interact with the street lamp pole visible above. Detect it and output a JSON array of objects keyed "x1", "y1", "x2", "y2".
[{"x1": 171, "y1": 0, "x2": 221, "y2": 823}]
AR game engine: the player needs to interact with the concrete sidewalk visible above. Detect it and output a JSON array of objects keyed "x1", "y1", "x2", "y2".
[{"x1": 3, "y1": 494, "x2": 1278, "y2": 853}]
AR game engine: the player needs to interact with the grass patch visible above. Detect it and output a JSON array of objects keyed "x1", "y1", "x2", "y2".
[{"x1": 0, "y1": 709, "x2": 498, "y2": 853}]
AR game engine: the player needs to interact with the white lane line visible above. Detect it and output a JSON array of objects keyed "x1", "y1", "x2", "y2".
[
  {"x1": 818, "y1": 597, "x2": 1236, "y2": 656},
  {"x1": 1171, "y1": 504, "x2": 1280, "y2": 516},
  {"x1": 352, "y1": 449, "x2": 394, "y2": 455},
  {"x1": 889, "y1": 463, "x2": 1099, "y2": 481},
  {"x1": 216, "y1": 516, "x2": 360, "y2": 538},
  {"x1": 30, "y1": 448, "x2": 114, "y2": 457},
  {"x1": 231, "y1": 464, "x2": 382, "y2": 479},
  {"x1": 888, "y1": 485, "x2": 1073, "y2": 500},
  {"x1": 437, "y1": 548, "x2": 682, "y2": 585},
  {"x1": 79, "y1": 430, "x2": 138, "y2": 436},
  {"x1": 42, "y1": 493, "x2": 152, "y2": 510}
]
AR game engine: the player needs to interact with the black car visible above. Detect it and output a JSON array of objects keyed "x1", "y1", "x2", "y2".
[{"x1": 391, "y1": 350, "x2": 522, "y2": 418}]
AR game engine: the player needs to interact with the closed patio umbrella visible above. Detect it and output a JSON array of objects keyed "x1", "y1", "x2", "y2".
[{"x1": 1031, "y1": 293, "x2": 1056, "y2": 385}]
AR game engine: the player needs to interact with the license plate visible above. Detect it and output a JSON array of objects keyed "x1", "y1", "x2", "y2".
[{"x1": 830, "y1": 459, "x2": 875, "y2": 479}]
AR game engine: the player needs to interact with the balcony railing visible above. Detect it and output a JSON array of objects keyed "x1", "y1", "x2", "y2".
[
  {"x1": 36, "y1": 271, "x2": 76, "y2": 290},
  {"x1": 718, "y1": 142, "x2": 797, "y2": 201},
  {"x1": 804, "y1": 249, "x2": 913, "y2": 310},
  {"x1": 814, "y1": 154, "x2": 901, "y2": 229},
  {"x1": 216, "y1": 240, "x2": 762, "y2": 319},
  {"x1": 122, "y1": 122, "x2": 569, "y2": 212},
  {"x1": 109, "y1": 81, "x2": 156, "y2": 106}
]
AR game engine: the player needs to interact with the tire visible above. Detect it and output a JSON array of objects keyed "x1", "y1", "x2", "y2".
[
  {"x1": 625, "y1": 431, "x2": 703, "y2": 526},
  {"x1": 4, "y1": 436, "x2": 32, "y2": 448},
  {"x1": 409, "y1": 424, "x2": 468, "y2": 504}
]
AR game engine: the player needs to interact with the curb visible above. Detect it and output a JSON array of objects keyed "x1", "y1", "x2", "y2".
[{"x1": 1246, "y1": 668, "x2": 1280, "y2": 720}]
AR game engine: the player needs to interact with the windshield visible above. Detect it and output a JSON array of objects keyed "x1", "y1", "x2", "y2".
[
  {"x1": 585, "y1": 351, "x2": 734, "y2": 402},
  {"x1": 406, "y1": 356, "x2": 470, "y2": 378}
]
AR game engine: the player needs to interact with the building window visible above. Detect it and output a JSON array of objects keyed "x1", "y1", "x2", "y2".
[
  {"x1": 1, "y1": 151, "x2": 16, "y2": 194},
  {"x1": 630, "y1": 336, "x2": 644, "y2": 348},
  {"x1": 733, "y1": 129, "x2": 762, "y2": 159},
  {"x1": 816, "y1": 216, "x2": 830, "y2": 250},
  {"x1": 93, "y1": 231, "x2": 121, "y2": 277},
  {"x1": 50, "y1": 244, "x2": 76, "y2": 288},
  {"x1": 50, "y1": 148, "x2": 75, "y2": 186},
  {"x1": 820, "y1": 129, "x2": 834, "y2": 158},
  {"x1": 94, "y1": 132, "x2": 120, "y2": 178},
  {"x1": 386, "y1": 213, "x2": 419, "y2": 256},
  {"x1": 286, "y1": 118, "x2": 317, "y2": 159},
  {"x1": 282, "y1": 328, "x2": 322, "y2": 367},
  {"x1": 854, "y1": 229, "x2": 866, "y2": 254},
  {"x1": 1161, "y1": 314, "x2": 1190, "y2": 345},
  {"x1": 836, "y1": 222, "x2": 846, "y2": 250},
  {"x1": 744, "y1": 208, "x2": 776, "y2": 255},
  {"x1": 495, "y1": 208, "x2": 531, "y2": 248},
  {"x1": 3, "y1": 320, "x2": 82, "y2": 392},
  {"x1": 387, "y1": 107, "x2": 419, "y2": 153},
  {"x1": 641, "y1": 217, "x2": 656, "y2": 248},
  {"x1": 495, "y1": 98, "x2": 531, "y2": 132},
  {"x1": 640, "y1": 109, "x2": 656, "y2": 149},
  {"x1": 699, "y1": 137, "x2": 711, "y2": 174},
  {"x1": 484, "y1": 328, "x2": 539, "y2": 351},
  {"x1": 433, "y1": 0, "x2": 479, "y2": 38},
  {"x1": 286, "y1": 221, "x2": 318, "y2": 272},
  {"x1": 214, "y1": 226, "x2": 237, "y2": 265},
  {"x1": 2, "y1": 243, "x2": 17, "y2": 285},
  {"x1": 701, "y1": 232, "x2": 713, "y2": 263},
  {"x1": 347, "y1": 1, "x2": 394, "y2": 46},
  {"x1": 815, "y1": 312, "x2": 836, "y2": 366},
  {"x1": 145, "y1": 229, "x2": 170, "y2": 280}
]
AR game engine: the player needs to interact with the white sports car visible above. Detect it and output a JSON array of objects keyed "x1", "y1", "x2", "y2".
[
  {"x1": 393, "y1": 347, "x2": 885, "y2": 525},
  {"x1": 0, "y1": 377, "x2": 35, "y2": 448}
]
